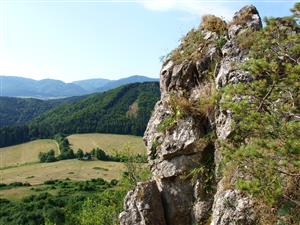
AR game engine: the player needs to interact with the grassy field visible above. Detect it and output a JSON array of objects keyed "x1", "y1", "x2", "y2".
[
  {"x1": 68, "y1": 133, "x2": 146, "y2": 155},
  {"x1": 0, "y1": 139, "x2": 59, "y2": 169},
  {"x1": 0, "y1": 159, "x2": 125, "y2": 185}
]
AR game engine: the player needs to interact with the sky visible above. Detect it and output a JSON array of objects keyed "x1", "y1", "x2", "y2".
[{"x1": 0, "y1": 0, "x2": 297, "y2": 82}]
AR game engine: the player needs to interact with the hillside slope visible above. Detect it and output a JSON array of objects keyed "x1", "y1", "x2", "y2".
[
  {"x1": 0, "y1": 96, "x2": 84, "y2": 128},
  {"x1": 31, "y1": 82, "x2": 160, "y2": 136}
]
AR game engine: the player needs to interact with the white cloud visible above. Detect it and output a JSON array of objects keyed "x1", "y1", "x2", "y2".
[{"x1": 142, "y1": 0, "x2": 247, "y2": 20}]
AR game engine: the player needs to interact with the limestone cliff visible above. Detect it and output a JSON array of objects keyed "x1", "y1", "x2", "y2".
[{"x1": 120, "y1": 5, "x2": 263, "y2": 225}]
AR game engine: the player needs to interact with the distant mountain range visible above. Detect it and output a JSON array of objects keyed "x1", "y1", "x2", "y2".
[{"x1": 0, "y1": 75, "x2": 158, "y2": 98}]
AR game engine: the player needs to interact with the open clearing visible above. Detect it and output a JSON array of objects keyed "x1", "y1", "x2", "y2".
[
  {"x1": 0, "y1": 139, "x2": 59, "y2": 168},
  {"x1": 0, "y1": 159, "x2": 125, "y2": 185},
  {"x1": 68, "y1": 133, "x2": 146, "y2": 155}
]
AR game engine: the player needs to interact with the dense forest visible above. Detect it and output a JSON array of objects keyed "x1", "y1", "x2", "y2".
[
  {"x1": 0, "y1": 82, "x2": 160, "y2": 147},
  {"x1": 0, "y1": 96, "x2": 84, "y2": 128}
]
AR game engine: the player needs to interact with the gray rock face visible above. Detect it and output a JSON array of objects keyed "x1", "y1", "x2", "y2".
[
  {"x1": 119, "y1": 181, "x2": 166, "y2": 225},
  {"x1": 120, "y1": 5, "x2": 262, "y2": 225},
  {"x1": 211, "y1": 188, "x2": 256, "y2": 225}
]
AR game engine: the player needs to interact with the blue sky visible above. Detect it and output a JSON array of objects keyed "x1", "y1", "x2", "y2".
[{"x1": 0, "y1": 0, "x2": 297, "y2": 82}]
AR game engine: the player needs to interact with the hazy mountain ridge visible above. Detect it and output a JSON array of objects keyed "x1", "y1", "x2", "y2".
[
  {"x1": 0, "y1": 75, "x2": 159, "y2": 98},
  {"x1": 95, "y1": 75, "x2": 159, "y2": 92},
  {"x1": 73, "y1": 78, "x2": 111, "y2": 93}
]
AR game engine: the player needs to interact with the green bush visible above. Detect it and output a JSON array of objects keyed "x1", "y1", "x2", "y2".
[
  {"x1": 220, "y1": 4, "x2": 300, "y2": 223},
  {"x1": 76, "y1": 149, "x2": 84, "y2": 160},
  {"x1": 39, "y1": 149, "x2": 57, "y2": 163}
]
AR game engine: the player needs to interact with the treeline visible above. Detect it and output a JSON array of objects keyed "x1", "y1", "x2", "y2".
[
  {"x1": 85, "y1": 148, "x2": 147, "y2": 163},
  {"x1": 39, "y1": 134, "x2": 76, "y2": 163},
  {"x1": 39, "y1": 143, "x2": 147, "y2": 163},
  {"x1": 0, "y1": 82, "x2": 160, "y2": 148}
]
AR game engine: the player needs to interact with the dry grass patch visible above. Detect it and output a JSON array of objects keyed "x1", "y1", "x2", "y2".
[
  {"x1": 67, "y1": 133, "x2": 146, "y2": 155},
  {"x1": 201, "y1": 15, "x2": 227, "y2": 34},
  {"x1": 0, "y1": 140, "x2": 59, "y2": 169},
  {"x1": 0, "y1": 159, "x2": 125, "y2": 185},
  {"x1": 169, "y1": 82, "x2": 217, "y2": 119}
]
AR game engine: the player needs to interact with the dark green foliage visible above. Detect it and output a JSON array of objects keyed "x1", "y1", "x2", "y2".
[
  {"x1": 39, "y1": 135, "x2": 75, "y2": 163},
  {"x1": 31, "y1": 82, "x2": 159, "y2": 137},
  {"x1": 94, "y1": 148, "x2": 109, "y2": 161},
  {"x1": 56, "y1": 135, "x2": 75, "y2": 160},
  {"x1": 0, "y1": 178, "x2": 112, "y2": 225},
  {"x1": 0, "y1": 162, "x2": 150, "y2": 225},
  {"x1": 0, "y1": 82, "x2": 160, "y2": 148},
  {"x1": 0, "y1": 182, "x2": 31, "y2": 190},
  {"x1": 0, "y1": 96, "x2": 83, "y2": 128},
  {"x1": 221, "y1": 4, "x2": 300, "y2": 224},
  {"x1": 57, "y1": 148, "x2": 75, "y2": 161},
  {"x1": 39, "y1": 149, "x2": 57, "y2": 163},
  {"x1": 91, "y1": 147, "x2": 147, "y2": 163},
  {"x1": 0, "y1": 125, "x2": 31, "y2": 147},
  {"x1": 76, "y1": 149, "x2": 84, "y2": 160},
  {"x1": 0, "y1": 97, "x2": 55, "y2": 128},
  {"x1": 45, "y1": 207, "x2": 65, "y2": 225}
]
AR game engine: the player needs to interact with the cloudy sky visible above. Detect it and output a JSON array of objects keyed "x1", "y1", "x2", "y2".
[{"x1": 0, "y1": 0, "x2": 297, "y2": 82}]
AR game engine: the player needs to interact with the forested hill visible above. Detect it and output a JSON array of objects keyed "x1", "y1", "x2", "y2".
[
  {"x1": 0, "y1": 97, "x2": 56, "y2": 128},
  {"x1": 0, "y1": 82, "x2": 160, "y2": 147},
  {"x1": 0, "y1": 96, "x2": 84, "y2": 128}
]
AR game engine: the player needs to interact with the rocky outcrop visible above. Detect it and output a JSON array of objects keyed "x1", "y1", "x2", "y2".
[
  {"x1": 120, "y1": 5, "x2": 262, "y2": 225},
  {"x1": 119, "y1": 181, "x2": 166, "y2": 225}
]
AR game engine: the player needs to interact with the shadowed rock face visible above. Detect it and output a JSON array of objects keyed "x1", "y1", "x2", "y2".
[{"x1": 120, "y1": 5, "x2": 262, "y2": 225}]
